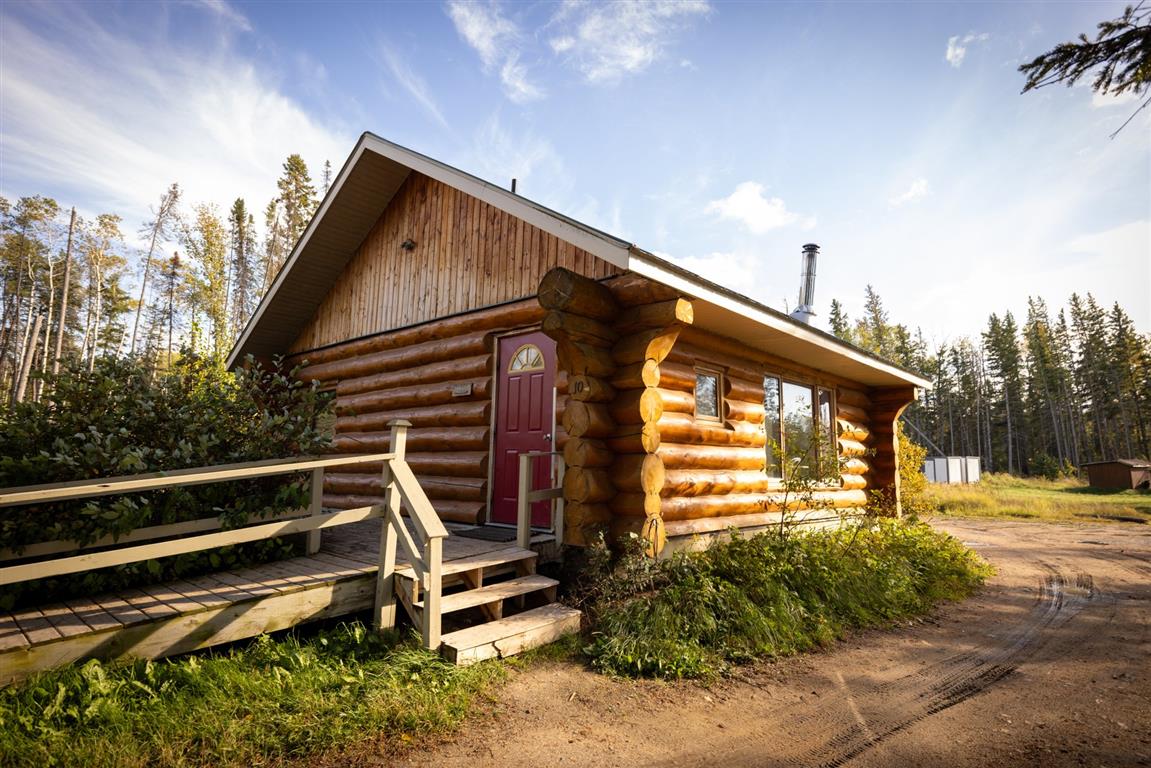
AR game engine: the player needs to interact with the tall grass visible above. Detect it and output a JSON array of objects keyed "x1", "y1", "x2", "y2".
[
  {"x1": 581, "y1": 519, "x2": 992, "y2": 679},
  {"x1": 0, "y1": 623, "x2": 503, "y2": 768},
  {"x1": 928, "y1": 473, "x2": 1151, "y2": 524}
]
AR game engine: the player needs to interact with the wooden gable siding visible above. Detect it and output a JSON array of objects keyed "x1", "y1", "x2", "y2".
[{"x1": 290, "y1": 173, "x2": 620, "y2": 354}]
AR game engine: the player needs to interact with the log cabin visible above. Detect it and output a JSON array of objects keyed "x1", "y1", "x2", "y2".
[{"x1": 228, "y1": 132, "x2": 930, "y2": 556}]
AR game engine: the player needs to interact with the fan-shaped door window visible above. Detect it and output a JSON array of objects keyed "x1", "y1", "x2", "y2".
[{"x1": 508, "y1": 343, "x2": 545, "y2": 373}]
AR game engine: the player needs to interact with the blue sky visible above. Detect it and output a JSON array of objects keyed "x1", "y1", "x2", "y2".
[{"x1": 1, "y1": 0, "x2": 1148, "y2": 345}]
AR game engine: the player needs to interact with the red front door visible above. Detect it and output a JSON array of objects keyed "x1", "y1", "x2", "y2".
[{"x1": 491, "y1": 332, "x2": 556, "y2": 526}]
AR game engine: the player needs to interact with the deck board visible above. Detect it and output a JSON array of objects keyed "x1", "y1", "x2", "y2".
[{"x1": 0, "y1": 521, "x2": 549, "y2": 685}]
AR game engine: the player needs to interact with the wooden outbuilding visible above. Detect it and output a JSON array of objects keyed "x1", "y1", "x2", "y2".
[
  {"x1": 229, "y1": 133, "x2": 930, "y2": 555},
  {"x1": 1082, "y1": 459, "x2": 1151, "y2": 490}
]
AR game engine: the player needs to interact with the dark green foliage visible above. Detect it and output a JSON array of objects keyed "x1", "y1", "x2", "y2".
[
  {"x1": 1019, "y1": 4, "x2": 1150, "y2": 98},
  {"x1": 581, "y1": 520, "x2": 992, "y2": 679},
  {"x1": 0, "y1": 623, "x2": 503, "y2": 768},
  {"x1": 0, "y1": 354, "x2": 332, "y2": 609},
  {"x1": 827, "y1": 287, "x2": 1151, "y2": 475}
]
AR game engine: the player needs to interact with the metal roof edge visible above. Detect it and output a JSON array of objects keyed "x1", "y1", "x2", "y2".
[{"x1": 625, "y1": 247, "x2": 933, "y2": 390}]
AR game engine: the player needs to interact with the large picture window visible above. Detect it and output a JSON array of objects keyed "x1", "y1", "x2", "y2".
[{"x1": 764, "y1": 376, "x2": 838, "y2": 482}]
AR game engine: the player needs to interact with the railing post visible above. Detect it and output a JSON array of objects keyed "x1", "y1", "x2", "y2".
[
  {"x1": 373, "y1": 420, "x2": 410, "y2": 632},
  {"x1": 306, "y1": 467, "x2": 323, "y2": 555},
  {"x1": 554, "y1": 453, "x2": 566, "y2": 546},
  {"x1": 517, "y1": 453, "x2": 532, "y2": 549},
  {"x1": 422, "y1": 536, "x2": 442, "y2": 650}
]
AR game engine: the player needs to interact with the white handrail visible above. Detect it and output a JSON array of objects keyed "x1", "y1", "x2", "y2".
[
  {"x1": 0, "y1": 423, "x2": 449, "y2": 650},
  {"x1": 516, "y1": 451, "x2": 565, "y2": 550},
  {"x1": 372, "y1": 420, "x2": 447, "y2": 650},
  {"x1": 0, "y1": 453, "x2": 395, "y2": 507}
]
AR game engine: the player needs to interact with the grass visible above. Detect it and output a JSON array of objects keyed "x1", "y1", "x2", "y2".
[
  {"x1": 578, "y1": 518, "x2": 992, "y2": 679},
  {"x1": 0, "y1": 622, "x2": 504, "y2": 768},
  {"x1": 928, "y1": 473, "x2": 1151, "y2": 525}
]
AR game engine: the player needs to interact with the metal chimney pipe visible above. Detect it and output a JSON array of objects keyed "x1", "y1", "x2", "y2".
[{"x1": 789, "y1": 243, "x2": 819, "y2": 325}]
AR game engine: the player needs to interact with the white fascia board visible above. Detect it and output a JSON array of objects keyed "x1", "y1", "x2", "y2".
[
  {"x1": 360, "y1": 135, "x2": 632, "y2": 270},
  {"x1": 226, "y1": 139, "x2": 371, "y2": 369},
  {"x1": 626, "y1": 251, "x2": 932, "y2": 390}
]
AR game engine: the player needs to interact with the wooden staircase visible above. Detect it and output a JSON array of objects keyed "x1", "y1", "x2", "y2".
[{"x1": 393, "y1": 544, "x2": 580, "y2": 665}]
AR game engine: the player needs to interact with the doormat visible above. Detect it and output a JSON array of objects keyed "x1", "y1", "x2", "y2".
[{"x1": 455, "y1": 526, "x2": 519, "y2": 543}]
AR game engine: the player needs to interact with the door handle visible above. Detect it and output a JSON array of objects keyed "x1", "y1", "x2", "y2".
[{"x1": 544, "y1": 433, "x2": 553, "y2": 442}]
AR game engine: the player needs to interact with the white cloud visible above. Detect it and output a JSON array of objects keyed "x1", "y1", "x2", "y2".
[
  {"x1": 466, "y1": 114, "x2": 566, "y2": 193},
  {"x1": 705, "y1": 182, "x2": 813, "y2": 234},
  {"x1": 889, "y1": 178, "x2": 930, "y2": 208},
  {"x1": 1091, "y1": 89, "x2": 1140, "y2": 109},
  {"x1": 548, "y1": 0, "x2": 710, "y2": 84},
  {"x1": 945, "y1": 32, "x2": 988, "y2": 68},
  {"x1": 380, "y1": 45, "x2": 449, "y2": 128},
  {"x1": 446, "y1": 1, "x2": 544, "y2": 103},
  {"x1": 0, "y1": 9, "x2": 350, "y2": 236},
  {"x1": 185, "y1": 0, "x2": 251, "y2": 32}
]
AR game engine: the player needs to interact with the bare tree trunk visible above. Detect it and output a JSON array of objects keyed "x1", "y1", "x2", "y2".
[
  {"x1": 130, "y1": 227, "x2": 162, "y2": 355},
  {"x1": 14, "y1": 310, "x2": 44, "y2": 403},
  {"x1": 52, "y1": 208, "x2": 76, "y2": 376}
]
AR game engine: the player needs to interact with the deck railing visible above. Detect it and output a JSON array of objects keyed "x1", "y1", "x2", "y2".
[
  {"x1": 0, "y1": 419, "x2": 449, "y2": 650},
  {"x1": 516, "y1": 451, "x2": 565, "y2": 549}
]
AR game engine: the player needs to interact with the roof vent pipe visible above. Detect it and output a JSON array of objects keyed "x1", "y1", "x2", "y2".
[{"x1": 789, "y1": 243, "x2": 819, "y2": 325}]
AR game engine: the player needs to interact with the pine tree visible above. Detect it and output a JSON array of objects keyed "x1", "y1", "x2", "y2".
[
  {"x1": 322, "y1": 159, "x2": 333, "y2": 194},
  {"x1": 1107, "y1": 303, "x2": 1150, "y2": 458},
  {"x1": 277, "y1": 154, "x2": 317, "y2": 250},
  {"x1": 227, "y1": 198, "x2": 258, "y2": 337},
  {"x1": 261, "y1": 199, "x2": 285, "y2": 293},
  {"x1": 828, "y1": 299, "x2": 852, "y2": 342}
]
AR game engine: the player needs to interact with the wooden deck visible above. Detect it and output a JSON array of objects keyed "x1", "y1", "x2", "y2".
[{"x1": 0, "y1": 521, "x2": 550, "y2": 684}]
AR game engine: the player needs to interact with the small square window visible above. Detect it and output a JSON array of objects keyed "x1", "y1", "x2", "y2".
[{"x1": 695, "y1": 369, "x2": 721, "y2": 421}]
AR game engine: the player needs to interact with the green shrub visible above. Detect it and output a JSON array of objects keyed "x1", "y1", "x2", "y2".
[
  {"x1": 582, "y1": 520, "x2": 992, "y2": 679},
  {"x1": 0, "y1": 354, "x2": 332, "y2": 609}
]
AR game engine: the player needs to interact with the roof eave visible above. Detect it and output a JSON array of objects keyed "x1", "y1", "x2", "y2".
[{"x1": 625, "y1": 247, "x2": 932, "y2": 391}]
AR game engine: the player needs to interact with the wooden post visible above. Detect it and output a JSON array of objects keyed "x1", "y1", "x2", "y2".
[
  {"x1": 517, "y1": 452, "x2": 532, "y2": 550},
  {"x1": 422, "y1": 536, "x2": 442, "y2": 650},
  {"x1": 554, "y1": 453, "x2": 566, "y2": 546},
  {"x1": 373, "y1": 420, "x2": 410, "y2": 632},
  {"x1": 306, "y1": 467, "x2": 323, "y2": 555}
]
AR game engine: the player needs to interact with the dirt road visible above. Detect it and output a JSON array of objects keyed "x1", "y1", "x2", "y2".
[{"x1": 398, "y1": 518, "x2": 1151, "y2": 767}]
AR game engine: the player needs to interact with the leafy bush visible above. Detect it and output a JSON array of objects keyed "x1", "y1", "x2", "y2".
[
  {"x1": 0, "y1": 623, "x2": 503, "y2": 768},
  {"x1": 0, "y1": 354, "x2": 332, "y2": 609},
  {"x1": 581, "y1": 520, "x2": 992, "y2": 679},
  {"x1": 897, "y1": 422, "x2": 930, "y2": 516}
]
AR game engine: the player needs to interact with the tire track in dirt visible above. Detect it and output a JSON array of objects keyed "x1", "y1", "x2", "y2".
[{"x1": 724, "y1": 563, "x2": 1097, "y2": 767}]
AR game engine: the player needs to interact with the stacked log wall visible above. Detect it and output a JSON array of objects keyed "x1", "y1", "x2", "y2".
[
  {"x1": 538, "y1": 269, "x2": 622, "y2": 546},
  {"x1": 867, "y1": 386, "x2": 919, "y2": 515},
  {"x1": 645, "y1": 325, "x2": 873, "y2": 537},
  {"x1": 538, "y1": 268, "x2": 898, "y2": 548},
  {"x1": 291, "y1": 298, "x2": 558, "y2": 525}
]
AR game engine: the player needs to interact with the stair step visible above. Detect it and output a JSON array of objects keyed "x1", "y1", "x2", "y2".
[
  {"x1": 394, "y1": 546, "x2": 536, "y2": 582},
  {"x1": 440, "y1": 603, "x2": 582, "y2": 665},
  {"x1": 416, "y1": 574, "x2": 557, "y2": 615}
]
